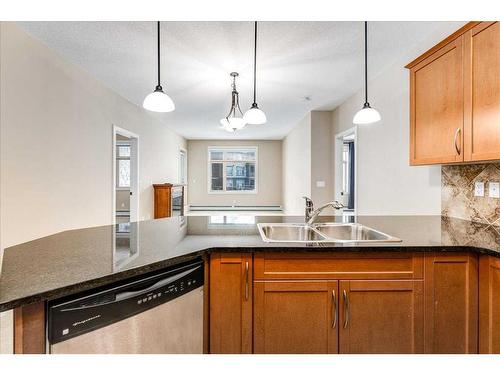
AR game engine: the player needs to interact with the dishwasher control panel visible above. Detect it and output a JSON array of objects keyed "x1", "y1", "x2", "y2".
[
  {"x1": 48, "y1": 260, "x2": 204, "y2": 344},
  {"x1": 135, "y1": 275, "x2": 199, "y2": 305}
]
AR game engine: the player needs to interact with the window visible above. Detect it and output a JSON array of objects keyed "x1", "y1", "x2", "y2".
[
  {"x1": 209, "y1": 216, "x2": 256, "y2": 225},
  {"x1": 179, "y1": 149, "x2": 187, "y2": 185},
  {"x1": 342, "y1": 143, "x2": 350, "y2": 195},
  {"x1": 208, "y1": 147, "x2": 257, "y2": 193},
  {"x1": 116, "y1": 142, "x2": 131, "y2": 189}
]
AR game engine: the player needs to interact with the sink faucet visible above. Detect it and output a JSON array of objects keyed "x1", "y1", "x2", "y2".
[
  {"x1": 302, "y1": 197, "x2": 344, "y2": 226},
  {"x1": 302, "y1": 196, "x2": 314, "y2": 222}
]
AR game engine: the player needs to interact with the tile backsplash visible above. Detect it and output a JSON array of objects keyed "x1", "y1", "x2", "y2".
[{"x1": 442, "y1": 163, "x2": 500, "y2": 225}]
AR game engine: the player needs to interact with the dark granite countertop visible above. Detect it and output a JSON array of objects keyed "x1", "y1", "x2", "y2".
[{"x1": 1, "y1": 215, "x2": 499, "y2": 312}]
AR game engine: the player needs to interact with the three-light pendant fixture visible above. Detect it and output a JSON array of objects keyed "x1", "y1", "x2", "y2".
[
  {"x1": 220, "y1": 21, "x2": 267, "y2": 132},
  {"x1": 353, "y1": 21, "x2": 381, "y2": 125}
]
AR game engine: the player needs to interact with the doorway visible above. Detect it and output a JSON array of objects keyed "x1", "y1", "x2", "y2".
[
  {"x1": 334, "y1": 127, "x2": 357, "y2": 213},
  {"x1": 113, "y1": 126, "x2": 139, "y2": 225}
]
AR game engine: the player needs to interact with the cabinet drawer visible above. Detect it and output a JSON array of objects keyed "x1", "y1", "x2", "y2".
[{"x1": 254, "y1": 252, "x2": 423, "y2": 280}]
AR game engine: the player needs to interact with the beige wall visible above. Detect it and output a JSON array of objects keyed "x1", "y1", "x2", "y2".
[
  {"x1": 282, "y1": 111, "x2": 335, "y2": 215},
  {"x1": 0, "y1": 23, "x2": 186, "y2": 353},
  {"x1": 187, "y1": 140, "x2": 282, "y2": 207},
  {"x1": 282, "y1": 113, "x2": 311, "y2": 214},
  {"x1": 310, "y1": 111, "x2": 333, "y2": 206}
]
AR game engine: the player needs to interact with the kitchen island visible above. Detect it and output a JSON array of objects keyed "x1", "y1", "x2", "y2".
[{"x1": 1, "y1": 215, "x2": 499, "y2": 354}]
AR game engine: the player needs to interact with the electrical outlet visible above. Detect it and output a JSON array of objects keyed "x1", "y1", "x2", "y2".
[
  {"x1": 474, "y1": 181, "x2": 485, "y2": 197},
  {"x1": 316, "y1": 181, "x2": 326, "y2": 188},
  {"x1": 489, "y1": 182, "x2": 500, "y2": 198}
]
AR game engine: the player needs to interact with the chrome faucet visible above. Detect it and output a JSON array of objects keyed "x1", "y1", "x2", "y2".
[
  {"x1": 302, "y1": 197, "x2": 344, "y2": 226},
  {"x1": 302, "y1": 196, "x2": 314, "y2": 223}
]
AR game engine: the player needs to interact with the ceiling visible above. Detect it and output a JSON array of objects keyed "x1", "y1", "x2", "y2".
[{"x1": 19, "y1": 21, "x2": 465, "y2": 140}]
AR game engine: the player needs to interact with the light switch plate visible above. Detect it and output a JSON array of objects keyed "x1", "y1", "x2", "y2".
[
  {"x1": 489, "y1": 182, "x2": 500, "y2": 198},
  {"x1": 316, "y1": 181, "x2": 326, "y2": 188},
  {"x1": 474, "y1": 181, "x2": 485, "y2": 197}
]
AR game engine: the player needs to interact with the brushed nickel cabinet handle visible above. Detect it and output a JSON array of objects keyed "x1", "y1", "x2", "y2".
[
  {"x1": 245, "y1": 261, "x2": 249, "y2": 301},
  {"x1": 454, "y1": 128, "x2": 461, "y2": 155},
  {"x1": 343, "y1": 289, "x2": 349, "y2": 329},
  {"x1": 331, "y1": 290, "x2": 337, "y2": 328}
]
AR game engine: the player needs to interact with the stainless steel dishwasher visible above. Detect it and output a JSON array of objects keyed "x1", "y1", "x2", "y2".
[{"x1": 48, "y1": 259, "x2": 204, "y2": 354}]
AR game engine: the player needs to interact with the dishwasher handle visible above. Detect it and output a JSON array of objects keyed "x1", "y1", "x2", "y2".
[
  {"x1": 60, "y1": 265, "x2": 201, "y2": 311},
  {"x1": 116, "y1": 266, "x2": 201, "y2": 301}
]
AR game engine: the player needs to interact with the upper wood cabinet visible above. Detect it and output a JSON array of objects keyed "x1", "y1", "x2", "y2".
[
  {"x1": 407, "y1": 21, "x2": 500, "y2": 165},
  {"x1": 409, "y1": 36, "x2": 464, "y2": 165},
  {"x1": 209, "y1": 253, "x2": 253, "y2": 354},
  {"x1": 463, "y1": 22, "x2": 500, "y2": 161}
]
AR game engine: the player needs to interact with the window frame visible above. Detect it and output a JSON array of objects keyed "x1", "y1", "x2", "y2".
[
  {"x1": 179, "y1": 148, "x2": 187, "y2": 185},
  {"x1": 207, "y1": 146, "x2": 258, "y2": 194},
  {"x1": 116, "y1": 141, "x2": 131, "y2": 190}
]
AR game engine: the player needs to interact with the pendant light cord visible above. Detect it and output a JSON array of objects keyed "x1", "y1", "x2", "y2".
[
  {"x1": 253, "y1": 21, "x2": 257, "y2": 105},
  {"x1": 364, "y1": 21, "x2": 368, "y2": 105},
  {"x1": 157, "y1": 21, "x2": 161, "y2": 88}
]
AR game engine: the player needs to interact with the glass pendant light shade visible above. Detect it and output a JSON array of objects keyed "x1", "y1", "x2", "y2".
[
  {"x1": 143, "y1": 21, "x2": 175, "y2": 113},
  {"x1": 220, "y1": 116, "x2": 246, "y2": 131},
  {"x1": 244, "y1": 104, "x2": 267, "y2": 125},
  {"x1": 143, "y1": 86, "x2": 175, "y2": 112},
  {"x1": 220, "y1": 123, "x2": 236, "y2": 132},
  {"x1": 353, "y1": 103, "x2": 381, "y2": 125}
]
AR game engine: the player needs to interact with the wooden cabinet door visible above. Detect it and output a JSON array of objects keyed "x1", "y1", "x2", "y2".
[
  {"x1": 463, "y1": 21, "x2": 500, "y2": 162},
  {"x1": 424, "y1": 253, "x2": 478, "y2": 353},
  {"x1": 410, "y1": 36, "x2": 464, "y2": 165},
  {"x1": 338, "y1": 280, "x2": 424, "y2": 353},
  {"x1": 479, "y1": 255, "x2": 500, "y2": 353},
  {"x1": 254, "y1": 281, "x2": 338, "y2": 354},
  {"x1": 209, "y1": 253, "x2": 252, "y2": 353}
]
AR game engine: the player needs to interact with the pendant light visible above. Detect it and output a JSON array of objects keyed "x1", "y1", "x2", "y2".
[
  {"x1": 143, "y1": 21, "x2": 175, "y2": 113},
  {"x1": 244, "y1": 21, "x2": 267, "y2": 125},
  {"x1": 220, "y1": 72, "x2": 246, "y2": 132},
  {"x1": 353, "y1": 21, "x2": 381, "y2": 125}
]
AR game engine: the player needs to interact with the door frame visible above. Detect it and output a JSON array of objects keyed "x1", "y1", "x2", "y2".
[
  {"x1": 112, "y1": 125, "x2": 139, "y2": 224},
  {"x1": 334, "y1": 126, "x2": 358, "y2": 213}
]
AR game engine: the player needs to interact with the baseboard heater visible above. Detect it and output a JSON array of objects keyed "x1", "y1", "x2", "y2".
[{"x1": 189, "y1": 205, "x2": 282, "y2": 212}]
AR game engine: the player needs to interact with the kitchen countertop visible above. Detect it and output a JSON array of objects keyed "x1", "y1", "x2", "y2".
[{"x1": 1, "y1": 215, "x2": 499, "y2": 312}]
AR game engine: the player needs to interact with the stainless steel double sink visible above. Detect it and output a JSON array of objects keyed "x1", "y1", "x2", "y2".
[{"x1": 257, "y1": 222, "x2": 401, "y2": 244}]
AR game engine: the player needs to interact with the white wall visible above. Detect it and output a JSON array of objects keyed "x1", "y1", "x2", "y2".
[
  {"x1": 0, "y1": 22, "x2": 186, "y2": 353},
  {"x1": 187, "y1": 140, "x2": 282, "y2": 207},
  {"x1": 331, "y1": 60, "x2": 444, "y2": 216},
  {"x1": 282, "y1": 113, "x2": 311, "y2": 214}
]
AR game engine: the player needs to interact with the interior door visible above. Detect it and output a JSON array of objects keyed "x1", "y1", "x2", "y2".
[
  {"x1": 253, "y1": 281, "x2": 338, "y2": 354},
  {"x1": 339, "y1": 280, "x2": 424, "y2": 353},
  {"x1": 410, "y1": 36, "x2": 464, "y2": 165},
  {"x1": 463, "y1": 21, "x2": 500, "y2": 161}
]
